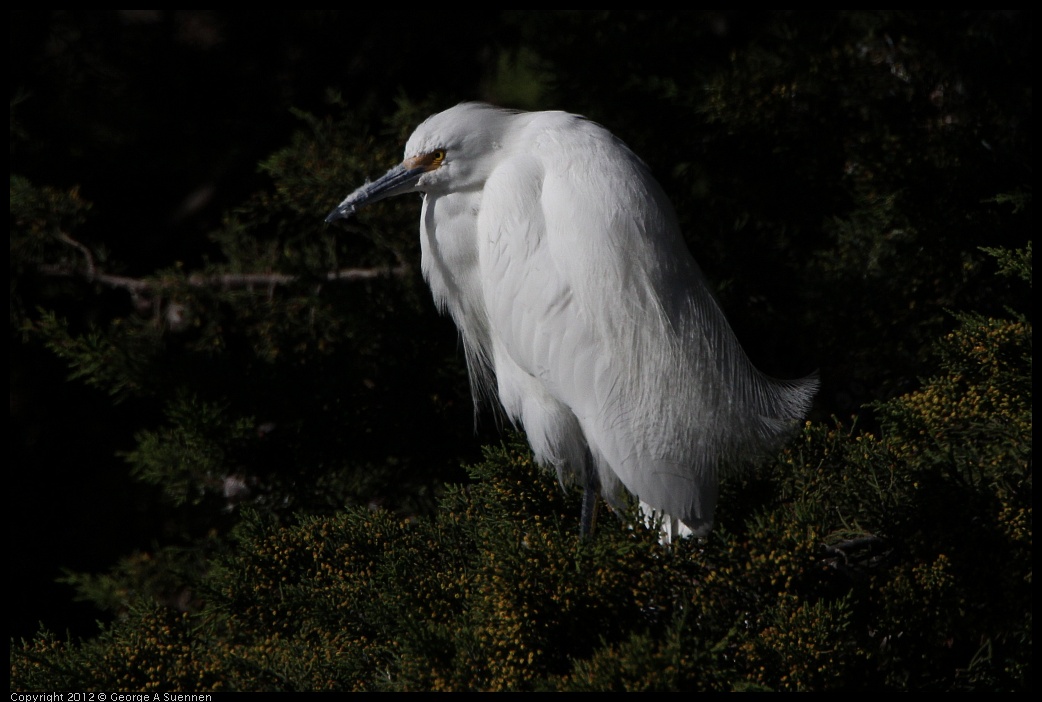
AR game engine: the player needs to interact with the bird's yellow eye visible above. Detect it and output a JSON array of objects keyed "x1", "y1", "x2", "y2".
[{"x1": 411, "y1": 149, "x2": 446, "y2": 172}]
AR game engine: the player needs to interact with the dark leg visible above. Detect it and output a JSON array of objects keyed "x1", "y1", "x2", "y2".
[
  {"x1": 580, "y1": 483, "x2": 599, "y2": 538},
  {"x1": 579, "y1": 448, "x2": 599, "y2": 538}
]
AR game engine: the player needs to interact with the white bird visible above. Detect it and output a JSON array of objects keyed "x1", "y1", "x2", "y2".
[{"x1": 326, "y1": 103, "x2": 817, "y2": 539}]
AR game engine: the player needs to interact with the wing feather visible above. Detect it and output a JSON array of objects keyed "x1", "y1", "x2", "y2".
[{"x1": 477, "y1": 110, "x2": 817, "y2": 531}]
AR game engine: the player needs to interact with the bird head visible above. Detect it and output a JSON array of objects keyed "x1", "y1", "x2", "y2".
[{"x1": 325, "y1": 103, "x2": 514, "y2": 223}]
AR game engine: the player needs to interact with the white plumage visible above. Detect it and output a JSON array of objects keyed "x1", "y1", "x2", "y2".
[{"x1": 327, "y1": 103, "x2": 817, "y2": 538}]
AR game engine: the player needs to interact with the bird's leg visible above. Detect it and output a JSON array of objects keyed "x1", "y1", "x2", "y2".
[
  {"x1": 580, "y1": 483, "x2": 599, "y2": 539},
  {"x1": 579, "y1": 449, "x2": 600, "y2": 539}
]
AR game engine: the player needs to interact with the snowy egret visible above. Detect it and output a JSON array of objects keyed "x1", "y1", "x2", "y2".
[{"x1": 326, "y1": 103, "x2": 817, "y2": 539}]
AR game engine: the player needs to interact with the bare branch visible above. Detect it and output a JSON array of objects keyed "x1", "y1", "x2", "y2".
[
  {"x1": 187, "y1": 267, "x2": 410, "y2": 288},
  {"x1": 820, "y1": 535, "x2": 891, "y2": 580},
  {"x1": 57, "y1": 232, "x2": 98, "y2": 277},
  {"x1": 38, "y1": 262, "x2": 409, "y2": 296},
  {"x1": 44, "y1": 229, "x2": 409, "y2": 297}
]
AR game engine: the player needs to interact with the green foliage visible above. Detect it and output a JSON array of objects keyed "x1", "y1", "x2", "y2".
[
  {"x1": 29, "y1": 310, "x2": 157, "y2": 399},
  {"x1": 57, "y1": 544, "x2": 215, "y2": 621},
  {"x1": 10, "y1": 446, "x2": 846, "y2": 691},
  {"x1": 122, "y1": 393, "x2": 256, "y2": 507},
  {"x1": 13, "y1": 294, "x2": 1033, "y2": 689},
  {"x1": 981, "y1": 238, "x2": 1032, "y2": 285},
  {"x1": 10, "y1": 176, "x2": 95, "y2": 322},
  {"x1": 10, "y1": 175, "x2": 93, "y2": 246},
  {"x1": 863, "y1": 267, "x2": 1032, "y2": 690}
]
